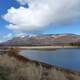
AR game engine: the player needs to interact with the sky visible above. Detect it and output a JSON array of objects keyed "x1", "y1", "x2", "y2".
[{"x1": 0, "y1": 0, "x2": 80, "y2": 42}]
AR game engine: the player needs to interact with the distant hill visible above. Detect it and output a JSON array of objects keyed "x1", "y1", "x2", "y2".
[{"x1": 1, "y1": 33, "x2": 80, "y2": 46}]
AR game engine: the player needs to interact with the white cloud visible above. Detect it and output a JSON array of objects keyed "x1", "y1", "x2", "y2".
[
  {"x1": 3, "y1": 0, "x2": 80, "y2": 32},
  {"x1": 0, "y1": 33, "x2": 13, "y2": 42},
  {"x1": 6, "y1": 33, "x2": 13, "y2": 38},
  {"x1": 0, "y1": 32, "x2": 28, "y2": 42},
  {"x1": 16, "y1": 0, "x2": 28, "y2": 5},
  {"x1": 14, "y1": 32, "x2": 27, "y2": 37}
]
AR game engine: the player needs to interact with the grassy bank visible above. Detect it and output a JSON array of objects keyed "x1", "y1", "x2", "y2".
[{"x1": 0, "y1": 48, "x2": 80, "y2": 80}]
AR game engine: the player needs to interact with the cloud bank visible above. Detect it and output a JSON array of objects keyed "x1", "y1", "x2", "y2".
[
  {"x1": 16, "y1": 0, "x2": 28, "y2": 5},
  {"x1": 3, "y1": 0, "x2": 80, "y2": 32},
  {"x1": 0, "y1": 33, "x2": 13, "y2": 42}
]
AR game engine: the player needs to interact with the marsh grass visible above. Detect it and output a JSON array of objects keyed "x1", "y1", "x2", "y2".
[{"x1": 0, "y1": 48, "x2": 80, "y2": 80}]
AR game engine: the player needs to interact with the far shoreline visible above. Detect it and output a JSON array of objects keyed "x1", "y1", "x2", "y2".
[
  {"x1": 9, "y1": 46, "x2": 79, "y2": 50},
  {"x1": 0, "y1": 46, "x2": 79, "y2": 50}
]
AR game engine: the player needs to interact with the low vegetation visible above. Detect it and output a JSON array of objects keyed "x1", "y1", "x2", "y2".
[
  {"x1": 0, "y1": 48, "x2": 80, "y2": 80},
  {"x1": 69, "y1": 42, "x2": 80, "y2": 46}
]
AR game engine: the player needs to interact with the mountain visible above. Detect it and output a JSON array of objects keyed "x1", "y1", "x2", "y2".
[{"x1": 1, "y1": 33, "x2": 80, "y2": 46}]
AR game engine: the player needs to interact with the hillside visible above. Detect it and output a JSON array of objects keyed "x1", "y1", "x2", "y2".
[{"x1": 1, "y1": 33, "x2": 80, "y2": 46}]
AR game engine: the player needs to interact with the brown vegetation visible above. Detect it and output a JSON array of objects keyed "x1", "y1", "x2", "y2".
[{"x1": 0, "y1": 48, "x2": 80, "y2": 80}]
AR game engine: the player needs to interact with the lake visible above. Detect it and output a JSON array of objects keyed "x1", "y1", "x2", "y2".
[{"x1": 20, "y1": 48, "x2": 80, "y2": 71}]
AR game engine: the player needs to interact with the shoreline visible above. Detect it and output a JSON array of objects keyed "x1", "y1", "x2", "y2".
[
  {"x1": 18, "y1": 46, "x2": 79, "y2": 50},
  {"x1": 1, "y1": 54, "x2": 80, "y2": 80},
  {"x1": 0, "y1": 48, "x2": 80, "y2": 80},
  {"x1": 8, "y1": 49, "x2": 80, "y2": 76},
  {"x1": 6, "y1": 48, "x2": 80, "y2": 74},
  {"x1": 0, "y1": 46, "x2": 79, "y2": 50}
]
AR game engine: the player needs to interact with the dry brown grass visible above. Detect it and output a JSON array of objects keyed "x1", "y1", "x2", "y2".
[{"x1": 0, "y1": 48, "x2": 80, "y2": 80}]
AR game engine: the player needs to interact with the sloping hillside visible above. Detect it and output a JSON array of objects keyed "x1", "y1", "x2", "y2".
[{"x1": 1, "y1": 33, "x2": 80, "y2": 46}]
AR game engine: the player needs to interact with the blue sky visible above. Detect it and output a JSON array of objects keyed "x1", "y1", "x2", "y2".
[
  {"x1": 0, "y1": 0, "x2": 80, "y2": 42},
  {"x1": 0, "y1": 0, "x2": 19, "y2": 34}
]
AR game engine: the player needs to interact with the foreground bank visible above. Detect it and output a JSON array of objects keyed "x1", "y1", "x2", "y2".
[{"x1": 0, "y1": 48, "x2": 80, "y2": 80}]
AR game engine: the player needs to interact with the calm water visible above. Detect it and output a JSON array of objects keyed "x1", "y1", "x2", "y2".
[{"x1": 20, "y1": 48, "x2": 80, "y2": 71}]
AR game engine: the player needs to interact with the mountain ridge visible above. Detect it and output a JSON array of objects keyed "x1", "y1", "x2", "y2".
[{"x1": 1, "y1": 33, "x2": 80, "y2": 46}]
